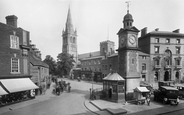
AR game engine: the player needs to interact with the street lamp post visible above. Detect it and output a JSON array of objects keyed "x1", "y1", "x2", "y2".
[{"x1": 91, "y1": 72, "x2": 95, "y2": 91}]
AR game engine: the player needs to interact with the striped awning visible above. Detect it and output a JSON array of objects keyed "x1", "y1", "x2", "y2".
[
  {"x1": 103, "y1": 72, "x2": 124, "y2": 81},
  {"x1": 0, "y1": 78, "x2": 39, "y2": 93}
]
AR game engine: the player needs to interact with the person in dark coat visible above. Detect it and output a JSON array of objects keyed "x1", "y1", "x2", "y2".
[
  {"x1": 109, "y1": 87, "x2": 112, "y2": 99},
  {"x1": 146, "y1": 93, "x2": 151, "y2": 106}
]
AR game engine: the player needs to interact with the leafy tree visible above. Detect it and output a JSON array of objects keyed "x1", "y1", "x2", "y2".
[
  {"x1": 56, "y1": 53, "x2": 75, "y2": 77},
  {"x1": 43, "y1": 55, "x2": 57, "y2": 75}
]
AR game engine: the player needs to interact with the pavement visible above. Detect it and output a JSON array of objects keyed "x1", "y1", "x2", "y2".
[{"x1": 84, "y1": 96, "x2": 184, "y2": 115}]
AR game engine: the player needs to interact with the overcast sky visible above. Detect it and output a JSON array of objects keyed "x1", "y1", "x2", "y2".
[{"x1": 0, "y1": 0, "x2": 184, "y2": 60}]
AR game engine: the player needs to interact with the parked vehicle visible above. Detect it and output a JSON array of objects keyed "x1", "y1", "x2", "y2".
[
  {"x1": 174, "y1": 84, "x2": 184, "y2": 99},
  {"x1": 158, "y1": 81, "x2": 175, "y2": 88},
  {"x1": 154, "y1": 86, "x2": 179, "y2": 105}
]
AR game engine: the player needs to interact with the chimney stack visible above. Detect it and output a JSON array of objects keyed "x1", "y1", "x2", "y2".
[
  {"x1": 173, "y1": 29, "x2": 180, "y2": 33},
  {"x1": 141, "y1": 27, "x2": 147, "y2": 37},
  {"x1": 155, "y1": 28, "x2": 159, "y2": 31},
  {"x1": 5, "y1": 15, "x2": 18, "y2": 28}
]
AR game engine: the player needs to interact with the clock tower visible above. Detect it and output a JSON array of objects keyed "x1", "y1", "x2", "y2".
[
  {"x1": 62, "y1": 7, "x2": 78, "y2": 66},
  {"x1": 117, "y1": 5, "x2": 140, "y2": 100}
]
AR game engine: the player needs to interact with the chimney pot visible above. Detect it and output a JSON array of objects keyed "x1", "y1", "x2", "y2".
[{"x1": 5, "y1": 15, "x2": 18, "y2": 28}]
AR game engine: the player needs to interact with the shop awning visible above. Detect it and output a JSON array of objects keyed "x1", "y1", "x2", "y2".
[
  {"x1": 0, "y1": 78, "x2": 39, "y2": 93},
  {"x1": 0, "y1": 84, "x2": 8, "y2": 95}
]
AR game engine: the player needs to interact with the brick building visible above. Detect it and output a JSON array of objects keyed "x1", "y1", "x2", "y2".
[
  {"x1": 0, "y1": 15, "x2": 49, "y2": 97},
  {"x1": 0, "y1": 15, "x2": 30, "y2": 77}
]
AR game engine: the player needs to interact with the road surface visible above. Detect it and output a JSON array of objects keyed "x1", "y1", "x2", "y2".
[{"x1": 0, "y1": 79, "x2": 102, "y2": 115}]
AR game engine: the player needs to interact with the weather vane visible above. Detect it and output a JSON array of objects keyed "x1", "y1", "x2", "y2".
[{"x1": 125, "y1": 1, "x2": 131, "y2": 13}]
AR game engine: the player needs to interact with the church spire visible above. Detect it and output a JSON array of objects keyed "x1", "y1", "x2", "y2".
[{"x1": 65, "y1": 7, "x2": 74, "y2": 33}]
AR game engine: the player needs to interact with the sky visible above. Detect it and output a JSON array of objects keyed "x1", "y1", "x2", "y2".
[{"x1": 0, "y1": 0, "x2": 184, "y2": 60}]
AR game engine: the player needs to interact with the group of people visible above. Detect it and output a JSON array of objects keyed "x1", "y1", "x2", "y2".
[{"x1": 53, "y1": 78, "x2": 71, "y2": 95}]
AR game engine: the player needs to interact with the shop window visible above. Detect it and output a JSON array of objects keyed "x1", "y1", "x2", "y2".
[{"x1": 118, "y1": 85, "x2": 124, "y2": 93}]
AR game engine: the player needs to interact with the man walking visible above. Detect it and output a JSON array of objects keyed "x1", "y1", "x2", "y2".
[{"x1": 146, "y1": 93, "x2": 151, "y2": 106}]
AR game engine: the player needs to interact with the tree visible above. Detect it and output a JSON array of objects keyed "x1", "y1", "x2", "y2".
[
  {"x1": 43, "y1": 55, "x2": 57, "y2": 75},
  {"x1": 56, "y1": 53, "x2": 75, "y2": 77}
]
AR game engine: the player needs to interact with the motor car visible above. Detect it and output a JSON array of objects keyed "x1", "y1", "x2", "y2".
[
  {"x1": 158, "y1": 81, "x2": 175, "y2": 88},
  {"x1": 154, "y1": 86, "x2": 179, "y2": 105},
  {"x1": 174, "y1": 84, "x2": 184, "y2": 99}
]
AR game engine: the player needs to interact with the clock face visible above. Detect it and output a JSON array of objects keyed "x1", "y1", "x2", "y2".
[
  {"x1": 129, "y1": 35, "x2": 136, "y2": 45},
  {"x1": 120, "y1": 36, "x2": 126, "y2": 47}
]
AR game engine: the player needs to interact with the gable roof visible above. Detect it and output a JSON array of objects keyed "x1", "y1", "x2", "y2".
[{"x1": 30, "y1": 55, "x2": 49, "y2": 68}]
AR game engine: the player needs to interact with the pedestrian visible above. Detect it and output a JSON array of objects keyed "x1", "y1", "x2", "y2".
[
  {"x1": 68, "y1": 85, "x2": 71, "y2": 93},
  {"x1": 146, "y1": 93, "x2": 151, "y2": 106},
  {"x1": 39, "y1": 86, "x2": 42, "y2": 95}
]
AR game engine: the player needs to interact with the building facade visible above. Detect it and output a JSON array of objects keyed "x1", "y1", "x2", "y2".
[
  {"x1": 29, "y1": 44, "x2": 49, "y2": 91},
  {"x1": 0, "y1": 15, "x2": 30, "y2": 77},
  {"x1": 139, "y1": 28, "x2": 184, "y2": 84}
]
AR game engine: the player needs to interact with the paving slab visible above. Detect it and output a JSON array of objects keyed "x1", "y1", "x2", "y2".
[{"x1": 90, "y1": 100, "x2": 127, "y2": 115}]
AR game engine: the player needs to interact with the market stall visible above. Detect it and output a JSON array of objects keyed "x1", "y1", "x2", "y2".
[{"x1": 133, "y1": 87, "x2": 150, "y2": 105}]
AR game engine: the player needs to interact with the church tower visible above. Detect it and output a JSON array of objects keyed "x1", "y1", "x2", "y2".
[
  {"x1": 62, "y1": 7, "x2": 78, "y2": 66},
  {"x1": 117, "y1": 2, "x2": 140, "y2": 100}
]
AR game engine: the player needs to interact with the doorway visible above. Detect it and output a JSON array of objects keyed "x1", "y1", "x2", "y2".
[
  {"x1": 164, "y1": 71, "x2": 170, "y2": 81},
  {"x1": 175, "y1": 71, "x2": 180, "y2": 82}
]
